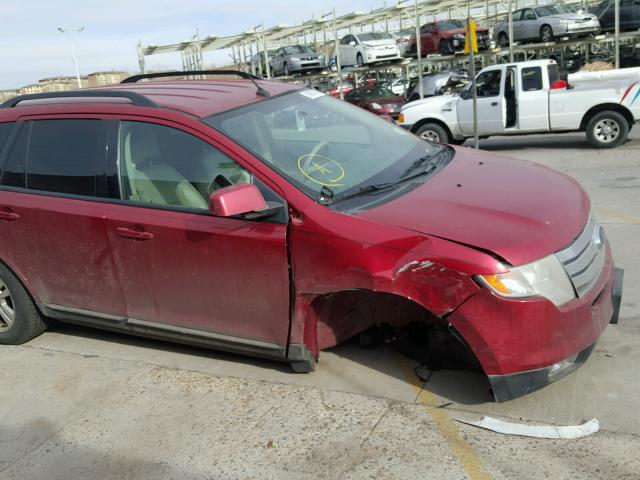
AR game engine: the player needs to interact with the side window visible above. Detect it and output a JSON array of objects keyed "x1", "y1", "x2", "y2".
[
  {"x1": 475, "y1": 70, "x2": 502, "y2": 97},
  {"x1": 521, "y1": 67, "x2": 543, "y2": 91},
  {"x1": 341, "y1": 36, "x2": 350, "y2": 45},
  {"x1": 420, "y1": 23, "x2": 433, "y2": 34},
  {"x1": 512, "y1": 10, "x2": 523, "y2": 21},
  {"x1": 0, "y1": 123, "x2": 13, "y2": 153},
  {"x1": 522, "y1": 9, "x2": 536, "y2": 20},
  {"x1": 118, "y1": 121, "x2": 251, "y2": 211},
  {"x1": 26, "y1": 119, "x2": 106, "y2": 196},
  {"x1": 0, "y1": 123, "x2": 29, "y2": 189}
]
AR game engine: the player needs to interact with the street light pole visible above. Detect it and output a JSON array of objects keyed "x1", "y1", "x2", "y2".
[{"x1": 57, "y1": 26, "x2": 84, "y2": 89}]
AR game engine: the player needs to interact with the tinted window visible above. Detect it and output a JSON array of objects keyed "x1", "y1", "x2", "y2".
[
  {"x1": 0, "y1": 123, "x2": 13, "y2": 153},
  {"x1": 25, "y1": 120, "x2": 106, "y2": 196},
  {"x1": 522, "y1": 67, "x2": 543, "y2": 91},
  {"x1": 522, "y1": 9, "x2": 536, "y2": 20},
  {"x1": 475, "y1": 70, "x2": 502, "y2": 97},
  {"x1": 118, "y1": 121, "x2": 251, "y2": 211},
  {"x1": 438, "y1": 20, "x2": 466, "y2": 30},
  {"x1": 548, "y1": 64, "x2": 561, "y2": 85},
  {"x1": 0, "y1": 123, "x2": 29, "y2": 188}
]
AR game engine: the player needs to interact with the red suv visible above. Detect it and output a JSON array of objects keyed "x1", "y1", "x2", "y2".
[
  {"x1": 0, "y1": 71, "x2": 622, "y2": 401},
  {"x1": 408, "y1": 20, "x2": 491, "y2": 56}
]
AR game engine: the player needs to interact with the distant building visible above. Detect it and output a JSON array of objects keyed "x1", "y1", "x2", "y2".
[
  {"x1": 86, "y1": 71, "x2": 130, "y2": 87},
  {"x1": 0, "y1": 90, "x2": 19, "y2": 102}
]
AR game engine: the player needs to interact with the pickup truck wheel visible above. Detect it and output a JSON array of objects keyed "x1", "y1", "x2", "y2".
[
  {"x1": 586, "y1": 111, "x2": 629, "y2": 148},
  {"x1": 0, "y1": 264, "x2": 46, "y2": 345},
  {"x1": 416, "y1": 123, "x2": 450, "y2": 143},
  {"x1": 498, "y1": 32, "x2": 509, "y2": 47},
  {"x1": 539, "y1": 25, "x2": 554, "y2": 43}
]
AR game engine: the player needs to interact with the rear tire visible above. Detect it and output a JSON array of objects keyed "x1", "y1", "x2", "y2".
[
  {"x1": 498, "y1": 32, "x2": 509, "y2": 47},
  {"x1": 415, "y1": 123, "x2": 450, "y2": 143},
  {"x1": 540, "y1": 25, "x2": 554, "y2": 43},
  {"x1": 0, "y1": 263, "x2": 46, "y2": 345},
  {"x1": 586, "y1": 110, "x2": 629, "y2": 149}
]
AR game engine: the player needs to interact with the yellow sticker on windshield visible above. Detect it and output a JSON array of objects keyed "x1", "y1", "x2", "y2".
[{"x1": 297, "y1": 154, "x2": 345, "y2": 187}]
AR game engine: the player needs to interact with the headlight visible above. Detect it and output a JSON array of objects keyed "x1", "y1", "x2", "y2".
[
  {"x1": 477, "y1": 255, "x2": 576, "y2": 307},
  {"x1": 371, "y1": 102, "x2": 383, "y2": 110},
  {"x1": 453, "y1": 34, "x2": 466, "y2": 40},
  {"x1": 559, "y1": 19, "x2": 575, "y2": 24},
  {"x1": 290, "y1": 57, "x2": 300, "y2": 61}
]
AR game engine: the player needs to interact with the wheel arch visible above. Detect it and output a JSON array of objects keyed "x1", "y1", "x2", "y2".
[
  {"x1": 0, "y1": 256, "x2": 44, "y2": 311},
  {"x1": 579, "y1": 103, "x2": 635, "y2": 131},
  {"x1": 411, "y1": 117, "x2": 455, "y2": 141}
]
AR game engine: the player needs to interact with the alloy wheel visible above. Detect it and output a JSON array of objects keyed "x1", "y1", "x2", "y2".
[
  {"x1": 420, "y1": 129, "x2": 441, "y2": 142},
  {"x1": 0, "y1": 280, "x2": 15, "y2": 332},
  {"x1": 594, "y1": 119, "x2": 620, "y2": 144}
]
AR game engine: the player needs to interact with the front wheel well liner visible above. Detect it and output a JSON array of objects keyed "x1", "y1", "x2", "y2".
[{"x1": 411, "y1": 118, "x2": 455, "y2": 140}]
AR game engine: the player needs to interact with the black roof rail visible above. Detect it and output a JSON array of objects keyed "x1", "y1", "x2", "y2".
[
  {"x1": 0, "y1": 90, "x2": 159, "y2": 108},
  {"x1": 121, "y1": 70, "x2": 261, "y2": 83}
]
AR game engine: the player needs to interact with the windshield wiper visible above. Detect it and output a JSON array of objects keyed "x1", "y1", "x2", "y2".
[
  {"x1": 400, "y1": 148, "x2": 449, "y2": 180},
  {"x1": 329, "y1": 182, "x2": 397, "y2": 204}
]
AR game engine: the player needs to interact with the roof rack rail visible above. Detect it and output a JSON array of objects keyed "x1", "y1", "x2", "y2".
[
  {"x1": 0, "y1": 90, "x2": 159, "y2": 108},
  {"x1": 121, "y1": 70, "x2": 261, "y2": 83}
]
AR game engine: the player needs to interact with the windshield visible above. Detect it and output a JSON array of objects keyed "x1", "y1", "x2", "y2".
[
  {"x1": 204, "y1": 90, "x2": 451, "y2": 208},
  {"x1": 534, "y1": 5, "x2": 575, "y2": 16},
  {"x1": 284, "y1": 45, "x2": 315, "y2": 55},
  {"x1": 358, "y1": 32, "x2": 393, "y2": 41},
  {"x1": 348, "y1": 87, "x2": 395, "y2": 99},
  {"x1": 438, "y1": 20, "x2": 466, "y2": 30}
]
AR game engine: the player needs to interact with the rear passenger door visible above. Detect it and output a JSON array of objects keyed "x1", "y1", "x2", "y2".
[
  {"x1": 103, "y1": 119, "x2": 291, "y2": 353},
  {"x1": 0, "y1": 119, "x2": 126, "y2": 318}
]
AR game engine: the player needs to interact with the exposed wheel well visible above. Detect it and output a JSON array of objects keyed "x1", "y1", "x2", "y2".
[
  {"x1": 411, "y1": 118, "x2": 455, "y2": 140},
  {"x1": 580, "y1": 104, "x2": 635, "y2": 131},
  {"x1": 310, "y1": 289, "x2": 481, "y2": 370}
]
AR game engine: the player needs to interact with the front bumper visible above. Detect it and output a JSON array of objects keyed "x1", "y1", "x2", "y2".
[
  {"x1": 558, "y1": 22, "x2": 600, "y2": 36},
  {"x1": 448, "y1": 245, "x2": 621, "y2": 401}
]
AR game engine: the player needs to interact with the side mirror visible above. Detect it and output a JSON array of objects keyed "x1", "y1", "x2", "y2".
[
  {"x1": 460, "y1": 88, "x2": 470, "y2": 99},
  {"x1": 349, "y1": 41, "x2": 357, "y2": 46},
  {"x1": 209, "y1": 184, "x2": 268, "y2": 217}
]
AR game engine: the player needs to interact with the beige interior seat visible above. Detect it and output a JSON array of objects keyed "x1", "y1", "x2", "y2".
[{"x1": 125, "y1": 124, "x2": 208, "y2": 210}]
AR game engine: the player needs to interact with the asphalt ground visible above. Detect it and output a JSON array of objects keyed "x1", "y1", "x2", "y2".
[{"x1": 1, "y1": 130, "x2": 639, "y2": 479}]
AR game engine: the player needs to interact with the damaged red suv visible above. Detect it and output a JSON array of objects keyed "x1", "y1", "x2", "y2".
[{"x1": 0, "y1": 71, "x2": 622, "y2": 401}]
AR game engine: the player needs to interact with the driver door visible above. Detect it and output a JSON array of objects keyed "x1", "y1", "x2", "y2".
[
  {"x1": 457, "y1": 69, "x2": 505, "y2": 135},
  {"x1": 103, "y1": 118, "x2": 292, "y2": 350}
]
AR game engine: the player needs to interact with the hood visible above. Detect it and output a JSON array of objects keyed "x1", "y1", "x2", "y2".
[
  {"x1": 356, "y1": 147, "x2": 590, "y2": 266},
  {"x1": 402, "y1": 93, "x2": 456, "y2": 112},
  {"x1": 361, "y1": 39, "x2": 396, "y2": 48}
]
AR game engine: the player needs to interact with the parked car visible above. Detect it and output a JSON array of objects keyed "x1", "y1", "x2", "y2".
[
  {"x1": 494, "y1": 4, "x2": 600, "y2": 46},
  {"x1": 322, "y1": 79, "x2": 354, "y2": 97},
  {"x1": 591, "y1": 0, "x2": 640, "y2": 31},
  {"x1": 271, "y1": 45, "x2": 326, "y2": 76},
  {"x1": 0, "y1": 70, "x2": 622, "y2": 402},
  {"x1": 344, "y1": 85, "x2": 406, "y2": 120},
  {"x1": 399, "y1": 59, "x2": 640, "y2": 148},
  {"x1": 339, "y1": 32, "x2": 402, "y2": 66},
  {"x1": 408, "y1": 20, "x2": 490, "y2": 56},
  {"x1": 249, "y1": 49, "x2": 277, "y2": 77},
  {"x1": 405, "y1": 69, "x2": 470, "y2": 101},
  {"x1": 389, "y1": 77, "x2": 409, "y2": 95},
  {"x1": 391, "y1": 28, "x2": 416, "y2": 56}
]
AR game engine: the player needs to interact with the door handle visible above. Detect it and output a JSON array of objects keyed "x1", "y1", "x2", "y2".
[
  {"x1": 116, "y1": 226, "x2": 154, "y2": 240},
  {"x1": 0, "y1": 210, "x2": 19, "y2": 221},
  {"x1": 491, "y1": 102, "x2": 498, "y2": 106}
]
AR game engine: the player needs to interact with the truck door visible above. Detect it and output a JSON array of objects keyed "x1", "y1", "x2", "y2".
[
  {"x1": 457, "y1": 68, "x2": 505, "y2": 135},
  {"x1": 518, "y1": 65, "x2": 549, "y2": 131}
]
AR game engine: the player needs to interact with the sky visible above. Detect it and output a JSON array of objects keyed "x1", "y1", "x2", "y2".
[{"x1": 0, "y1": 0, "x2": 383, "y2": 90}]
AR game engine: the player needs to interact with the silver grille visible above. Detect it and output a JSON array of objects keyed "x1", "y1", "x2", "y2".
[{"x1": 555, "y1": 217, "x2": 606, "y2": 297}]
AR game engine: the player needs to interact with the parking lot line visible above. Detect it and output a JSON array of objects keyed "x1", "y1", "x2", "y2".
[
  {"x1": 400, "y1": 358, "x2": 493, "y2": 480},
  {"x1": 595, "y1": 207, "x2": 640, "y2": 225}
]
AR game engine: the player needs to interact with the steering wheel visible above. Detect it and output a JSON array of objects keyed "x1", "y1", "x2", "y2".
[{"x1": 299, "y1": 141, "x2": 330, "y2": 173}]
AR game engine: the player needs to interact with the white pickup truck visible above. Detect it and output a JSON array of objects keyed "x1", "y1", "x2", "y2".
[{"x1": 398, "y1": 59, "x2": 640, "y2": 148}]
